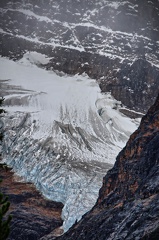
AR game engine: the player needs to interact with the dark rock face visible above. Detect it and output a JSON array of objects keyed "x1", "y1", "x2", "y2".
[
  {"x1": 100, "y1": 58, "x2": 159, "y2": 113},
  {"x1": 0, "y1": 0, "x2": 159, "y2": 113},
  {"x1": 57, "y1": 95, "x2": 159, "y2": 239},
  {"x1": 0, "y1": 168, "x2": 63, "y2": 240}
]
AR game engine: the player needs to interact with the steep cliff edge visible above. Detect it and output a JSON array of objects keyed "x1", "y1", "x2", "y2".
[{"x1": 58, "y1": 95, "x2": 159, "y2": 239}]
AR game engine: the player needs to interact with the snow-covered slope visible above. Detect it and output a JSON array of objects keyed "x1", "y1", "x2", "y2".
[{"x1": 0, "y1": 54, "x2": 140, "y2": 231}]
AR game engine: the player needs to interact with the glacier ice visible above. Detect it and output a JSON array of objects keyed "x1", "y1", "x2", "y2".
[{"x1": 0, "y1": 55, "x2": 140, "y2": 231}]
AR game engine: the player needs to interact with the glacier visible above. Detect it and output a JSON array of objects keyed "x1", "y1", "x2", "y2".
[{"x1": 0, "y1": 53, "x2": 140, "y2": 232}]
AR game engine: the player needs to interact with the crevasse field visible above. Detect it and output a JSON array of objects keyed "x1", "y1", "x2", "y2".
[{"x1": 0, "y1": 52, "x2": 140, "y2": 231}]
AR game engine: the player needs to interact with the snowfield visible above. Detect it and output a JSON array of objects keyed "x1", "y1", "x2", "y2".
[{"x1": 0, "y1": 53, "x2": 140, "y2": 231}]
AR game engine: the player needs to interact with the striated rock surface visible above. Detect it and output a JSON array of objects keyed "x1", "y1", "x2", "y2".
[
  {"x1": 0, "y1": 167, "x2": 63, "y2": 240},
  {"x1": 57, "y1": 94, "x2": 159, "y2": 239},
  {"x1": 0, "y1": 0, "x2": 159, "y2": 113}
]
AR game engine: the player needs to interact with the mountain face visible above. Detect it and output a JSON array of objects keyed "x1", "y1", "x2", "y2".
[
  {"x1": 0, "y1": 0, "x2": 159, "y2": 113},
  {"x1": 57, "y1": 94, "x2": 159, "y2": 240},
  {"x1": 0, "y1": 0, "x2": 159, "y2": 237}
]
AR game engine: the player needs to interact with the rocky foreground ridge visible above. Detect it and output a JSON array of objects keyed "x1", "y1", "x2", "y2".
[
  {"x1": 0, "y1": 167, "x2": 63, "y2": 239},
  {"x1": 0, "y1": 0, "x2": 159, "y2": 113},
  {"x1": 57, "y1": 94, "x2": 159, "y2": 239}
]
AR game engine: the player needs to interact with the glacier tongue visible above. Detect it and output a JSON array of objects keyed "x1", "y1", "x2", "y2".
[{"x1": 0, "y1": 55, "x2": 140, "y2": 231}]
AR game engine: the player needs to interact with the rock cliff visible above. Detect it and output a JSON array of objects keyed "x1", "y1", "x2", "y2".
[{"x1": 57, "y1": 94, "x2": 159, "y2": 239}]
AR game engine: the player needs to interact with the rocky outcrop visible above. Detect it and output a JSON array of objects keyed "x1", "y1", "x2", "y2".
[
  {"x1": 0, "y1": 167, "x2": 63, "y2": 239},
  {"x1": 0, "y1": 0, "x2": 159, "y2": 113},
  {"x1": 57, "y1": 94, "x2": 159, "y2": 239}
]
